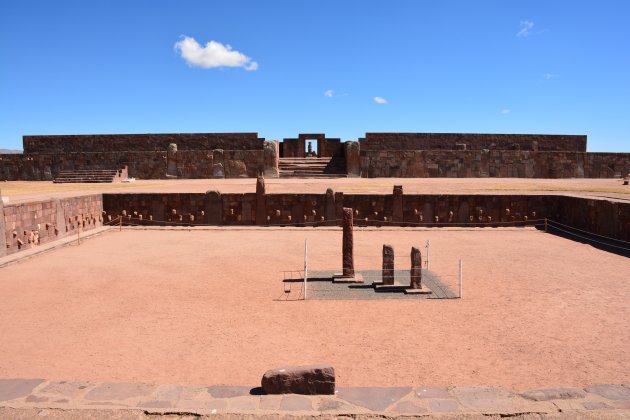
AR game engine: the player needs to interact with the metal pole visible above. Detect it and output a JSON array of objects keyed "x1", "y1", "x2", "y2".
[
  {"x1": 426, "y1": 240, "x2": 430, "y2": 271},
  {"x1": 304, "y1": 239, "x2": 308, "y2": 300},
  {"x1": 77, "y1": 224, "x2": 80, "y2": 245},
  {"x1": 119, "y1": 215, "x2": 122, "y2": 231},
  {"x1": 459, "y1": 258, "x2": 463, "y2": 299}
]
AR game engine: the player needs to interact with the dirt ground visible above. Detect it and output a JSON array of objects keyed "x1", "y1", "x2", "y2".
[
  {"x1": 2, "y1": 177, "x2": 629, "y2": 204},
  {"x1": 0, "y1": 227, "x2": 628, "y2": 390}
]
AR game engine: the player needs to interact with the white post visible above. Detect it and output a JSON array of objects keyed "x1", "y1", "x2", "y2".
[
  {"x1": 304, "y1": 239, "x2": 308, "y2": 300},
  {"x1": 426, "y1": 240, "x2": 430, "y2": 270},
  {"x1": 459, "y1": 258, "x2": 463, "y2": 299}
]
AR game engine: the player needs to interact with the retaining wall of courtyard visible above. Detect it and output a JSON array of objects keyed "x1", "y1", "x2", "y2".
[
  {"x1": 0, "y1": 195, "x2": 103, "y2": 257},
  {"x1": 359, "y1": 150, "x2": 630, "y2": 178},
  {"x1": 101, "y1": 191, "x2": 630, "y2": 241},
  {"x1": 3, "y1": 191, "x2": 628, "y2": 258}
]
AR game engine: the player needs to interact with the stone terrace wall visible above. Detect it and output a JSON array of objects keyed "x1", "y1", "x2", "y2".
[
  {"x1": 360, "y1": 133, "x2": 587, "y2": 152},
  {"x1": 1, "y1": 195, "x2": 103, "y2": 257},
  {"x1": 0, "y1": 150, "x2": 264, "y2": 180},
  {"x1": 556, "y1": 196, "x2": 630, "y2": 242},
  {"x1": 102, "y1": 192, "x2": 556, "y2": 227},
  {"x1": 101, "y1": 191, "x2": 629, "y2": 241},
  {"x1": 23, "y1": 133, "x2": 263, "y2": 153},
  {"x1": 360, "y1": 150, "x2": 630, "y2": 178},
  {"x1": 4, "y1": 191, "x2": 626, "y2": 258}
]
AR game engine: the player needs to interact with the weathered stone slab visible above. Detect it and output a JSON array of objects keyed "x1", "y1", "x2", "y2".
[
  {"x1": 451, "y1": 386, "x2": 518, "y2": 411},
  {"x1": 261, "y1": 365, "x2": 335, "y2": 395},
  {"x1": 0, "y1": 379, "x2": 45, "y2": 402},
  {"x1": 227, "y1": 396, "x2": 259, "y2": 410},
  {"x1": 207, "y1": 385, "x2": 251, "y2": 398},
  {"x1": 279, "y1": 394, "x2": 313, "y2": 411},
  {"x1": 391, "y1": 400, "x2": 427, "y2": 413},
  {"x1": 429, "y1": 399, "x2": 460, "y2": 412},
  {"x1": 585, "y1": 384, "x2": 630, "y2": 400},
  {"x1": 414, "y1": 387, "x2": 451, "y2": 399},
  {"x1": 84, "y1": 383, "x2": 155, "y2": 401},
  {"x1": 521, "y1": 387, "x2": 586, "y2": 401},
  {"x1": 336, "y1": 387, "x2": 412, "y2": 411}
]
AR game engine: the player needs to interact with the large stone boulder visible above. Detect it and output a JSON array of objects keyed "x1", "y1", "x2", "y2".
[
  {"x1": 225, "y1": 160, "x2": 247, "y2": 178},
  {"x1": 263, "y1": 140, "x2": 279, "y2": 178},
  {"x1": 345, "y1": 141, "x2": 360, "y2": 177},
  {"x1": 261, "y1": 365, "x2": 335, "y2": 395}
]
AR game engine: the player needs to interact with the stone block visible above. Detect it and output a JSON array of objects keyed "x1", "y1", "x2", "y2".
[{"x1": 261, "y1": 365, "x2": 335, "y2": 395}]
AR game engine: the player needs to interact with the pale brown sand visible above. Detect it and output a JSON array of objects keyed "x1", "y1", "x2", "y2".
[
  {"x1": 2, "y1": 177, "x2": 629, "y2": 204},
  {"x1": 0, "y1": 227, "x2": 628, "y2": 390}
]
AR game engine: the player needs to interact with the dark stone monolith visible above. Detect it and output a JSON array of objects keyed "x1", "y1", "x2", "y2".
[
  {"x1": 342, "y1": 207, "x2": 354, "y2": 277},
  {"x1": 204, "y1": 191, "x2": 222, "y2": 225},
  {"x1": 393, "y1": 185, "x2": 403, "y2": 223},
  {"x1": 410, "y1": 246, "x2": 422, "y2": 289},
  {"x1": 261, "y1": 365, "x2": 335, "y2": 395},
  {"x1": 325, "y1": 188, "x2": 336, "y2": 226},
  {"x1": 382, "y1": 244, "x2": 394, "y2": 285},
  {"x1": 256, "y1": 176, "x2": 266, "y2": 225}
]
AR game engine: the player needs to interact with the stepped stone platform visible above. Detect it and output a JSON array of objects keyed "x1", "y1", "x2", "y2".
[
  {"x1": 278, "y1": 156, "x2": 347, "y2": 178},
  {"x1": 53, "y1": 167, "x2": 128, "y2": 184},
  {"x1": 1, "y1": 379, "x2": 629, "y2": 418}
]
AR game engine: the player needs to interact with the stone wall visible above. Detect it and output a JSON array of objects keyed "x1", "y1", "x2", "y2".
[
  {"x1": 3, "y1": 191, "x2": 626, "y2": 258},
  {"x1": 23, "y1": 133, "x2": 263, "y2": 153},
  {"x1": 360, "y1": 133, "x2": 587, "y2": 152},
  {"x1": 1, "y1": 195, "x2": 103, "y2": 256},
  {"x1": 101, "y1": 191, "x2": 629, "y2": 241},
  {"x1": 360, "y1": 150, "x2": 630, "y2": 178},
  {"x1": 556, "y1": 196, "x2": 630, "y2": 242},
  {"x1": 0, "y1": 149, "x2": 265, "y2": 180}
]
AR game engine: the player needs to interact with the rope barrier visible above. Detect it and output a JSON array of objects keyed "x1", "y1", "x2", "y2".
[
  {"x1": 104, "y1": 213, "x2": 629, "y2": 250},
  {"x1": 106, "y1": 214, "x2": 546, "y2": 228},
  {"x1": 545, "y1": 223, "x2": 630, "y2": 251},
  {"x1": 546, "y1": 219, "x2": 630, "y2": 245}
]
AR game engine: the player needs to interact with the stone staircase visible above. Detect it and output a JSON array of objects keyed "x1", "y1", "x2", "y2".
[
  {"x1": 53, "y1": 167, "x2": 128, "y2": 184},
  {"x1": 278, "y1": 157, "x2": 347, "y2": 178}
]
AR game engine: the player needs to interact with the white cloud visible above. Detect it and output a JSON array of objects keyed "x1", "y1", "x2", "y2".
[
  {"x1": 374, "y1": 96, "x2": 388, "y2": 104},
  {"x1": 543, "y1": 73, "x2": 560, "y2": 80},
  {"x1": 517, "y1": 20, "x2": 534, "y2": 37},
  {"x1": 325, "y1": 89, "x2": 334, "y2": 97},
  {"x1": 501, "y1": 109, "x2": 511, "y2": 114},
  {"x1": 174, "y1": 36, "x2": 258, "y2": 71}
]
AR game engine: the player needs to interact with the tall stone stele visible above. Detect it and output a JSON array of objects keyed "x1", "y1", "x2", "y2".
[
  {"x1": 255, "y1": 176, "x2": 267, "y2": 225},
  {"x1": 409, "y1": 246, "x2": 422, "y2": 289},
  {"x1": 382, "y1": 244, "x2": 395, "y2": 285},
  {"x1": 341, "y1": 207, "x2": 354, "y2": 277},
  {"x1": 332, "y1": 207, "x2": 363, "y2": 283}
]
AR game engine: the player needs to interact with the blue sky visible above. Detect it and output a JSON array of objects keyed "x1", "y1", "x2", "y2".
[{"x1": 1, "y1": 1, "x2": 629, "y2": 151}]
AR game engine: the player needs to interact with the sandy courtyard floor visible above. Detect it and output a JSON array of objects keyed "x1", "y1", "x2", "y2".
[
  {"x1": 2, "y1": 177, "x2": 629, "y2": 204},
  {"x1": 0, "y1": 227, "x2": 628, "y2": 391}
]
